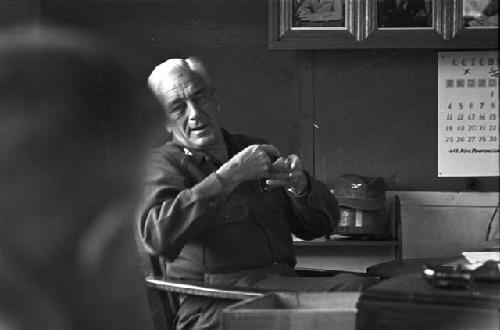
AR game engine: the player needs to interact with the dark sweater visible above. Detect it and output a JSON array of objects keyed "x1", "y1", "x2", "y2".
[{"x1": 137, "y1": 129, "x2": 340, "y2": 280}]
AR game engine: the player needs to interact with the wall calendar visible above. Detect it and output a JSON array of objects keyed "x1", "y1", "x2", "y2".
[{"x1": 438, "y1": 51, "x2": 499, "y2": 177}]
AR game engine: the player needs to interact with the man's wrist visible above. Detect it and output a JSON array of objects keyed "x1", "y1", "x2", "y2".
[
  {"x1": 287, "y1": 171, "x2": 309, "y2": 197},
  {"x1": 215, "y1": 167, "x2": 241, "y2": 193}
]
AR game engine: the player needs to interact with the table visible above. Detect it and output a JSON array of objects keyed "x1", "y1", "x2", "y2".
[
  {"x1": 358, "y1": 258, "x2": 500, "y2": 330},
  {"x1": 366, "y1": 255, "x2": 463, "y2": 278}
]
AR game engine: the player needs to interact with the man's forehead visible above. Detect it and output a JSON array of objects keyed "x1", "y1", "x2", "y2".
[{"x1": 159, "y1": 72, "x2": 208, "y2": 101}]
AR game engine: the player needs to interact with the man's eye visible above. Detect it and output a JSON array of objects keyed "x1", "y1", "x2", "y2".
[
  {"x1": 193, "y1": 93, "x2": 210, "y2": 104},
  {"x1": 170, "y1": 104, "x2": 186, "y2": 114}
]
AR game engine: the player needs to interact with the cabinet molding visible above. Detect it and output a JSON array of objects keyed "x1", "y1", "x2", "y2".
[{"x1": 269, "y1": 0, "x2": 499, "y2": 49}]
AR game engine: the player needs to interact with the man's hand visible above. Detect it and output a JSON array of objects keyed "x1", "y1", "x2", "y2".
[
  {"x1": 265, "y1": 154, "x2": 308, "y2": 195},
  {"x1": 216, "y1": 144, "x2": 283, "y2": 191}
]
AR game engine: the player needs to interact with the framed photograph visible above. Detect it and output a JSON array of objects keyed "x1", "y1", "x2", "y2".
[
  {"x1": 463, "y1": 0, "x2": 498, "y2": 28},
  {"x1": 269, "y1": 0, "x2": 499, "y2": 49},
  {"x1": 269, "y1": 0, "x2": 376, "y2": 49},
  {"x1": 441, "y1": 0, "x2": 498, "y2": 48},
  {"x1": 292, "y1": 0, "x2": 346, "y2": 28},
  {"x1": 377, "y1": 0, "x2": 433, "y2": 28}
]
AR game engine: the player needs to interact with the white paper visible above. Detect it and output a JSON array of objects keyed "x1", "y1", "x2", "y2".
[
  {"x1": 462, "y1": 251, "x2": 500, "y2": 264},
  {"x1": 438, "y1": 51, "x2": 499, "y2": 177},
  {"x1": 354, "y1": 210, "x2": 363, "y2": 227}
]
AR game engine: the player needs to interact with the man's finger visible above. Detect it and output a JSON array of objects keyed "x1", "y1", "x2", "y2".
[
  {"x1": 270, "y1": 157, "x2": 290, "y2": 173},
  {"x1": 260, "y1": 152, "x2": 271, "y2": 164},
  {"x1": 259, "y1": 144, "x2": 281, "y2": 158},
  {"x1": 266, "y1": 173, "x2": 290, "y2": 181},
  {"x1": 287, "y1": 154, "x2": 302, "y2": 171},
  {"x1": 288, "y1": 171, "x2": 303, "y2": 179},
  {"x1": 265, "y1": 179, "x2": 290, "y2": 188},
  {"x1": 272, "y1": 157, "x2": 287, "y2": 166}
]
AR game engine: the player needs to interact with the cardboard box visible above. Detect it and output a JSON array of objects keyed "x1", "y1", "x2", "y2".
[{"x1": 222, "y1": 292, "x2": 360, "y2": 330}]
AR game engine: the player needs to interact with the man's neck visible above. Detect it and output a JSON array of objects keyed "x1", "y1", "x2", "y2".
[{"x1": 202, "y1": 140, "x2": 228, "y2": 164}]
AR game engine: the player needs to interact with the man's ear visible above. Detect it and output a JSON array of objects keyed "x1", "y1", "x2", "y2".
[
  {"x1": 165, "y1": 122, "x2": 173, "y2": 133},
  {"x1": 165, "y1": 124, "x2": 173, "y2": 141}
]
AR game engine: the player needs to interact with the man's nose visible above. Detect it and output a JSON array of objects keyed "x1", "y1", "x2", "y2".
[{"x1": 186, "y1": 100, "x2": 202, "y2": 120}]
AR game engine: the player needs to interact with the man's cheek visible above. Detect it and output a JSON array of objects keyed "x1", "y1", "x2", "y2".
[
  {"x1": 202, "y1": 104, "x2": 217, "y2": 120},
  {"x1": 169, "y1": 121, "x2": 184, "y2": 134}
]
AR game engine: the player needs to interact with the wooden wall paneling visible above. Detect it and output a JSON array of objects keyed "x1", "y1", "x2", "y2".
[
  {"x1": 314, "y1": 49, "x2": 436, "y2": 187},
  {"x1": 296, "y1": 50, "x2": 315, "y2": 174},
  {"x1": 42, "y1": 0, "x2": 267, "y2": 28},
  {"x1": 313, "y1": 49, "x2": 499, "y2": 191}
]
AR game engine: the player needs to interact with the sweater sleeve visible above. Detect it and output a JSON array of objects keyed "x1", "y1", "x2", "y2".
[
  {"x1": 286, "y1": 172, "x2": 340, "y2": 240},
  {"x1": 137, "y1": 151, "x2": 227, "y2": 260}
]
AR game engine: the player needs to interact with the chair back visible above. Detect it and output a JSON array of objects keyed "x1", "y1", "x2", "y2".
[{"x1": 135, "y1": 234, "x2": 178, "y2": 330}]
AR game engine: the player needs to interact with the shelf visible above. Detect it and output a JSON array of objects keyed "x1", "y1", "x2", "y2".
[{"x1": 293, "y1": 240, "x2": 399, "y2": 247}]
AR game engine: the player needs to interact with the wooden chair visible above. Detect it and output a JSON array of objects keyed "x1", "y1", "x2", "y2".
[
  {"x1": 137, "y1": 243, "x2": 366, "y2": 330},
  {"x1": 135, "y1": 239, "x2": 264, "y2": 330}
]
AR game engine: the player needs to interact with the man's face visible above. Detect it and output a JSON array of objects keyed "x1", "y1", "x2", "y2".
[{"x1": 161, "y1": 73, "x2": 222, "y2": 150}]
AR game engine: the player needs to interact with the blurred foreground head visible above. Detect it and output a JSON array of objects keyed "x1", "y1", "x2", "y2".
[{"x1": 0, "y1": 26, "x2": 162, "y2": 329}]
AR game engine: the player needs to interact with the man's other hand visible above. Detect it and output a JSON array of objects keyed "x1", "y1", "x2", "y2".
[
  {"x1": 266, "y1": 155, "x2": 308, "y2": 195},
  {"x1": 216, "y1": 144, "x2": 281, "y2": 190}
]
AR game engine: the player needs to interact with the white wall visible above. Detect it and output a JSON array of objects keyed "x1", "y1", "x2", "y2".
[{"x1": 395, "y1": 191, "x2": 499, "y2": 258}]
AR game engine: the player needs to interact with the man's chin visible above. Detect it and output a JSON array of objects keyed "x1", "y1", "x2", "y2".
[
  {"x1": 172, "y1": 127, "x2": 222, "y2": 150},
  {"x1": 187, "y1": 134, "x2": 218, "y2": 150}
]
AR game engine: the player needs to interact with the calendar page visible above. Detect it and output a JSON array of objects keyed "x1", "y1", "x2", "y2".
[{"x1": 438, "y1": 51, "x2": 499, "y2": 177}]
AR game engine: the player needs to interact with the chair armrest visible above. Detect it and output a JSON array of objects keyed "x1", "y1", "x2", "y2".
[{"x1": 145, "y1": 275, "x2": 264, "y2": 300}]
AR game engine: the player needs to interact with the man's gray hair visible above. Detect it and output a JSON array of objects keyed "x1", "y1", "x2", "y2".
[{"x1": 147, "y1": 57, "x2": 211, "y2": 101}]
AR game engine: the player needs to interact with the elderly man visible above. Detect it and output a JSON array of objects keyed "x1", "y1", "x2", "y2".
[{"x1": 138, "y1": 58, "x2": 374, "y2": 329}]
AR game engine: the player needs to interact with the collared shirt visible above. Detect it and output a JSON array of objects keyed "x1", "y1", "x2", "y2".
[{"x1": 137, "y1": 129, "x2": 339, "y2": 280}]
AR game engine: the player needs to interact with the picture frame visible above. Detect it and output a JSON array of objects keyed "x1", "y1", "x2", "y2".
[{"x1": 269, "y1": 0, "x2": 498, "y2": 49}]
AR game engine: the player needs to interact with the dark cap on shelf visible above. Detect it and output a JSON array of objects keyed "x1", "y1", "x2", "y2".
[{"x1": 331, "y1": 174, "x2": 386, "y2": 210}]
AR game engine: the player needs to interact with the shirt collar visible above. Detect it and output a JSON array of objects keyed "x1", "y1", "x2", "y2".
[
  {"x1": 182, "y1": 147, "x2": 207, "y2": 165},
  {"x1": 179, "y1": 128, "x2": 236, "y2": 166}
]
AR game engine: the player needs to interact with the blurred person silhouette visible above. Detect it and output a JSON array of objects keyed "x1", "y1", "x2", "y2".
[{"x1": 0, "y1": 25, "x2": 163, "y2": 330}]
